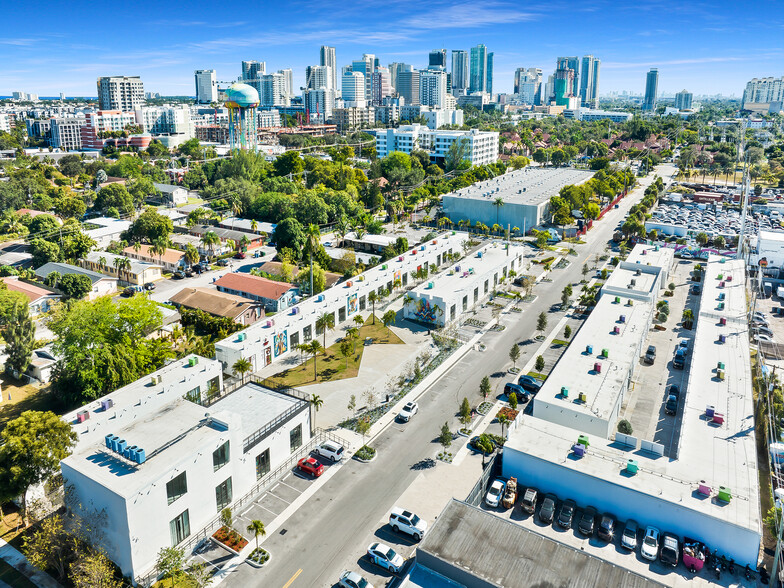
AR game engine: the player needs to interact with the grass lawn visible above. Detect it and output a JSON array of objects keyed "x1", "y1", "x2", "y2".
[
  {"x1": 267, "y1": 315, "x2": 403, "y2": 388},
  {"x1": 0, "y1": 375, "x2": 59, "y2": 431},
  {"x1": 527, "y1": 371, "x2": 548, "y2": 381},
  {"x1": 0, "y1": 507, "x2": 25, "y2": 544},
  {"x1": 551, "y1": 339, "x2": 570, "y2": 347}
]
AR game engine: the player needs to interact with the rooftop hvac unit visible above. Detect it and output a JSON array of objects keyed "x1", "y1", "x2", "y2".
[
  {"x1": 619, "y1": 315, "x2": 626, "y2": 323},
  {"x1": 626, "y1": 460, "x2": 639, "y2": 474},
  {"x1": 291, "y1": 307, "x2": 299, "y2": 315},
  {"x1": 101, "y1": 399, "x2": 114, "y2": 411},
  {"x1": 572, "y1": 444, "x2": 585, "y2": 457},
  {"x1": 717, "y1": 486, "x2": 732, "y2": 503},
  {"x1": 110, "y1": 436, "x2": 120, "y2": 452},
  {"x1": 561, "y1": 386, "x2": 569, "y2": 398},
  {"x1": 630, "y1": 279, "x2": 636, "y2": 286},
  {"x1": 116, "y1": 439, "x2": 127, "y2": 454},
  {"x1": 635, "y1": 269, "x2": 642, "y2": 275},
  {"x1": 718, "y1": 334, "x2": 726, "y2": 343},
  {"x1": 346, "y1": 281, "x2": 353, "y2": 287},
  {"x1": 719, "y1": 317, "x2": 726, "y2": 325},
  {"x1": 719, "y1": 281, "x2": 725, "y2": 287},
  {"x1": 426, "y1": 282, "x2": 434, "y2": 289},
  {"x1": 641, "y1": 250, "x2": 647, "y2": 256},
  {"x1": 382, "y1": 264, "x2": 388, "y2": 270},
  {"x1": 316, "y1": 295, "x2": 325, "y2": 302},
  {"x1": 601, "y1": 348, "x2": 609, "y2": 358},
  {"x1": 717, "y1": 273, "x2": 723, "y2": 280},
  {"x1": 477, "y1": 251, "x2": 483, "y2": 258},
  {"x1": 578, "y1": 435, "x2": 590, "y2": 448},
  {"x1": 706, "y1": 405, "x2": 715, "y2": 418},
  {"x1": 586, "y1": 344, "x2": 593, "y2": 354},
  {"x1": 594, "y1": 362, "x2": 602, "y2": 373},
  {"x1": 718, "y1": 302, "x2": 725, "y2": 310},
  {"x1": 613, "y1": 326, "x2": 620, "y2": 334},
  {"x1": 420, "y1": 245, "x2": 426, "y2": 251},
  {"x1": 726, "y1": 275, "x2": 733, "y2": 281},
  {"x1": 188, "y1": 357, "x2": 197, "y2": 367},
  {"x1": 578, "y1": 392, "x2": 587, "y2": 403},
  {"x1": 124, "y1": 445, "x2": 137, "y2": 460},
  {"x1": 398, "y1": 256, "x2": 404, "y2": 261},
  {"x1": 697, "y1": 482, "x2": 711, "y2": 497},
  {"x1": 105, "y1": 434, "x2": 117, "y2": 449},
  {"x1": 614, "y1": 296, "x2": 620, "y2": 303},
  {"x1": 76, "y1": 410, "x2": 89, "y2": 423},
  {"x1": 432, "y1": 240, "x2": 438, "y2": 245},
  {"x1": 717, "y1": 369, "x2": 725, "y2": 380},
  {"x1": 135, "y1": 448, "x2": 146, "y2": 464},
  {"x1": 238, "y1": 332, "x2": 246, "y2": 341}
]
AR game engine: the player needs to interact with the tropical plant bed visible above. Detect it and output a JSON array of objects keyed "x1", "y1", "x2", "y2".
[
  {"x1": 521, "y1": 295, "x2": 537, "y2": 303},
  {"x1": 477, "y1": 401, "x2": 494, "y2": 415},
  {"x1": 497, "y1": 407, "x2": 519, "y2": 421},
  {"x1": 487, "y1": 433, "x2": 506, "y2": 447},
  {"x1": 508, "y1": 367, "x2": 520, "y2": 374},
  {"x1": 212, "y1": 526, "x2": 248, "y2": 555},
  {"x1": 247, "y1": 547, "x2": 270, "y2": 567},
  {"x1": 355, "y1": 445, "x2": 377, "y2": 462},
  {"x1": 464, "y1": 318, "x2": 487, "y2": 328},
  {"x1": 510, "y1": 306, "x2": 522, "y2": 312},
  {"x1": 555, "y1": 259, "x2": 570, "y2": 269},
  {"x1": 458, "y1": 427, "x2": 472, "y2": 437},
  {"x1": 437, "y1": 451, "x2": 453, "y2": 463},
  {"x1": 490, "y1": 324, "x2": 505, "y2": 332}
]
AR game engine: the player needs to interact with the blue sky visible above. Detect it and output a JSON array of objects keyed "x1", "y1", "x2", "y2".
[{"x1": 2, "y1": 0, "x2": 782, "y2": 98}]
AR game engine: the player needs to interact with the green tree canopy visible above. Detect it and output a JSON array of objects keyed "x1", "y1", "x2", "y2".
[{"x1": 125, "y1": 207, "x2": 174, "y2": 243}]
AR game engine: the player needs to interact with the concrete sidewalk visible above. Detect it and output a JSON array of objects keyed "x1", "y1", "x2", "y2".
[{"x1": 0, "y1": 538, "x2": 62, "y2": 588}]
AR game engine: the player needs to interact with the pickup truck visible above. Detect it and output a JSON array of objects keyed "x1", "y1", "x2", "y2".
[{"x1": 501, "y1": 477, "x2": 518, "y2": 509}]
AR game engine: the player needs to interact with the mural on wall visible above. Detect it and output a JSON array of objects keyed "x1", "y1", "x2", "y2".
[
  {"x1": 347, "y1": 293, "x2": 358, "y2": 315},
  {"x1": 274, "y1": 330, "x2": 288, "y2": 357},
  {"x1": 393, "y1": 270, "x2": 402, "y2": 286},
  {"x1": 414, "y1": 298, "x2": 439, "y2": 323}
]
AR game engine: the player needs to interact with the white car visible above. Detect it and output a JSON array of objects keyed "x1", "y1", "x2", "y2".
[
  {"x1": 398, "y1": 401, "x2": 418, "y2": 422},
  {"x1": 389, "y1": 507, "x2": 428, "y2": 540},
  {"x1": 314, "y1": 441, "x2": 344, "y2": 463},
  {"x1": 641, "y1": 526, "x2": 660, "y2": 561},
  {"x1": 339, "y1": 570, "x2": 373, "y2": 588},
  {"x1": 366, "y1": 542, "x2": 404, "y2": 573},
  {"x1": 756, "y1": 333, "x2": 774, "y2": 343},
  {"x1": 484, "y1": 479, "x2": 505, "y2": 508}
]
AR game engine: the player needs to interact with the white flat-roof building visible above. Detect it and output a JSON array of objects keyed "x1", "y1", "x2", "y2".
[
  {"x1": 60, "y1": 356, "x2": 312, "y2": 582},
  {"x1": 372, "y1": 124, "x2": 498, "y2": 166},
  {"x1": 214, "y1": 232, "x2": 466, "y2": 373},
  {"x1": 442, "y1": 167, "x2": 594, "y2": 231},
  {"x1": 403, "y1": 242, "x2": 524, "y2": 327},
  {"x1": 504, "y1": 255, "x2": 760, "y2": 567},
  {"x1": 83, "y1": 217, "x2": 132, "y2": 249},
  {"x1": 533, "y1": 244, "x2": 671, "y2": 438}
]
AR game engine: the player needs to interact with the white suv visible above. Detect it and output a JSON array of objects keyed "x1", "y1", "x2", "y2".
[
  {"x1": 389, "y1": 507, "x2": 428, "y2": 540},
  {"x1": 314, "y1": 441, "x2": 344, "y2": 463}
]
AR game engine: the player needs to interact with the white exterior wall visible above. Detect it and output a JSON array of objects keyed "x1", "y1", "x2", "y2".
[
  {"x1": 374, "y1": 124, "x2": 498, "y2": 165},
  {"x1": 216, "y1": 233, "x2": 463, "y2": 372},
  {"x1": 502, "y1": 448, "x2": 761, "y2": 567}
]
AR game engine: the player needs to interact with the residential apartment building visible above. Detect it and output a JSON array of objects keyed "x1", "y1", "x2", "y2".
[
  {"x1": 418, "y1": 106, "x2": 464, "y2": 129},
  {"x1": 135, "y1": 106, "x2": 193, "y2": 137},
  {"x1": 469, "y1": 45, "x2": 493, "y2": 94},
  {"x1": 373, "y1": 124, "x2": 498, "y2": 166},
  {"x1": 194, "y1": 69, "x2": 218, "y2": 104},
  {"x1": 50, "y1": 117, "x2": 86, "y2": 150},
  {"x1": 319, "y1": 46, "x2": 338, "y2": 95},
  {"x1": 419, "y1": 70, "x2": 448, "y2": 108},
  {"x1": 81, "y1": 251, "x2": 162, "y2": 286},
  {"x1": 397, "y1": 70, "x2": 420, "y2": 106},
  {"x1": 34, "y1": 262, "x2": 118, "y2": 300},
  {"x1": 97, "y1": 76, "x2": 144, "y2": 111},
  {"x1": 341, "y1": 71, "x2": 366, "y2": 108},
  {"x1": 123, "y1": 244, "x2": 186, "y2": 272},
  {"x1": 80, "y1": 110, "x2": 143, "y2": 151},
  {"x1": 742, "y1": 76, "x2": 784, "y2": 113},
  {"x1": 643, "y1": 68, "x2": 659, "y2": 111},
  {"x1": 580, "y1": 55, "x2": 600, "y2": 108},
  {"x1": 170, "y1": 287, "x2": 263, "y2": 326},
  {"x1": 370, "y1": 68, "x2": 393, "y2": 106},
  {"x1": 333, "y1": 107, "x2": 375, "y2": 132},
  {"x1": 675, "y1": 89, "x2": 693, "y2": 110},
  {"x1": 259, "y1": 73, "x2": 289, "y2": 108},
  {"x1": 556, "y1": 56, "x2": 580, "y2": 97},
  {"x1": 451, "y1": 50, "x2": 469, "y2": 95}
]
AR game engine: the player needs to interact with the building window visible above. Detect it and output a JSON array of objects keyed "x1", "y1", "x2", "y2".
[
  {"x1": 462, "y1": 295, "x2": 468, "y2": 311},
  {"x1": 290, "y1": 331, "x2": 300, "y2": 348},
  {"x1": 450, "y1": 305, "x2": 456, "y2": 321},
  {"x1": 169, "y1": 510, "x2": 190, "y2": 546},
  {"x1": 184, "y1": 386, "x2": 201, "y2": 404},
  {"x1": 474, "y1": 287, "x2": 479, "y2": 302},
  {"x1": 215, "y1": 477, "x2": 233, "y2": 511},
  {"x1": 303, "y1": 325, "x2": 312, "y2": 342},
  {"x1": 290, "y1": 424, "x2": 302, "y2": 452},
  {"x1": 484, "y1": 280, "x2": 489, "y2": 294},
  {"x1": 359, "y1": 295, "x2": 366, "y2": 310},
  {"x1": 166, "y1": 472, "x2": 188, "y2": 506},
  {"x1": 213, "y1": 441, "x2": 230, "y2": 472},
  {"x1": 256, "y1": 449, "x2": 270, "y2": 480}
]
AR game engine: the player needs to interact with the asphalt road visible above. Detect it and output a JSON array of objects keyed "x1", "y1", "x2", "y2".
[{"x1": 224, "y1": 164, "x2": 678, "y2": 588}]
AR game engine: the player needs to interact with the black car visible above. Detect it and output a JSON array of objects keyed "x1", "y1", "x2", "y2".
[
  {"x1": 143, "y1": 282, "x2": 156, "y2": 291},
  {"x1": 691, "y1": 284, "x2": 701, "y2": 295},
  {"x1": 191, "y1": 264, "x2": 203, "y2": 274},
  {"x1": 557, "y1": 499, "x2": 576, "y2": 529},
  {"x1": 665, "y1": 395, "x2": 678, "y2": 415},
  {"x1": 668, "y1": 385, "x2": 680, "y2": 400},
  {"x1": 184, "y1": 269, "x2": 193, "y2": 277},
  {"x1": 644, "y1": 345, "x2": 656, "y2": 364},
  {"x1": 597, "y1": 513, "x2": 615, "y2": 542},
  {"x1": 216, "y1": 259, "x2": 229, "y2": 267},
  {"x1": 578, "y1": 506, "x2": 597, "y2": 536},
  {"x1": 517, "y1": 375, "x2": 542, "y2": 394},
  {"x1": 121, "y1": 286, "x2": 136, "y2": 297},
  {"x1": 539, "y1": 494, "x2": 557, "y2": 524}
]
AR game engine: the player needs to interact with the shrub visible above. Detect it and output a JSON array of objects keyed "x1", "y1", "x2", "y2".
[
  {"x1": 535, "y1": 355, "x2": 545, "y2": 371},
  {"x1": 355, "y1": 445, "x2": 376, "y2": 460},
  {"x1": 508, "y1": 392, "x2": 518, "y2": 410},
  {"x1": 564, "y1": 325, "x2": 572, "y2": 339},
  {"x1": 617, "y1": 419, "x2": 633, "y2": 435}
]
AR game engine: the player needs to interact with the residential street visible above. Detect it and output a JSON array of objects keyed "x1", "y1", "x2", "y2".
[{"x1": 220, "y1": 165, "x2": 678, "y2": 588}]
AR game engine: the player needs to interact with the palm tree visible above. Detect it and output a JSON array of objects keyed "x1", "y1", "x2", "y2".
[
  {"x1": 382, "y1": 310, "x2": 397, "y2": 333},
  {"x1": 310, "y1": 394, "x2": 323, "y2": 428},
  {"x1": 113, "y1": 256, "x2": 131, "y2": 284},
  {"x1": 346, "y1": 326, "x2": 359, "y2": 351},
  {"x1": 334, "y1": 216, "x2": 349, "y2": 247},
  {"x1": 200, "y1": 230, "x2": 220, "y2": 258},
  {"x1": 246, "y1": 520, "x2": 266, "y2": 551},
  {"x1": 98, "y1": 255, "x2": 107, "y2": 269},
  {"x1": 150, "y1": 237, "x2": 168, "y2": 268},
  {"x1": 353, "y1": 314, "x2": 364, "y2": 329},
  {"x1": 306, "y1": 224, "x2": 320, "y2": 296},
  {"x1": 491, "y1": 223, "x2": 502, "y2": 236},
  {"x1": 493, "y1": 196, "x2": 504, "y2": 225},
  {"x1": 239, "y1": 235, "x2": 250, "y2": 252},
  {"x1": 306, "y1": 340, "x2": 323, "y2": 381},
  {"x1": 184, "y1": 244, "x2": 199, "y2": 266},
  {"x1": 232, "y1": 357, "x2": 252, "y2": 384},
  {"x1": 250, "y1": 219, "x2": 258, "y2": 233},
  {"x1": 225, "y1": 239, "x2": 236, "y2": 253},
  {"x1": 132, "y1": 241, "x2": 142, "y2": 254},
  {"x1": 316, "y1": 311, "x2": 335, "y2": 348},
  {"x1": 367, "y1": 291, "x2": 379, "y2": 324},
  {"x1": 498, "y1": 414, "x2": 510, "y2": 438}
]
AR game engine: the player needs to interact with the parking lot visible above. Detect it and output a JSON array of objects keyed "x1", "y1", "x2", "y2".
[
  {"x1": 478, "y1": 486, "x2": 759, "y2": 587},
  {"x1": 621, "y1": 259, "x2": 700, "y2": 457}
]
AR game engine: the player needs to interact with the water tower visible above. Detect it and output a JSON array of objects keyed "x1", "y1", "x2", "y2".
[{"x1": 225, "y1": 82, "x2": 259, "y2": 152}]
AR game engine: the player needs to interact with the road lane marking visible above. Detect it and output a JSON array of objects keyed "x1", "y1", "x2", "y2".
[{"x1": 282, "y1": 568, "x2": 302, "y2": 588}]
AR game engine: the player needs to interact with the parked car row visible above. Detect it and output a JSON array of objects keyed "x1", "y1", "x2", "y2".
[{"x1": 488, "y1": 482, "x2": 689, "y2": 568}]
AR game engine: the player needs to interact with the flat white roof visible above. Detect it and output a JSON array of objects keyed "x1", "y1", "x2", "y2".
[
  {"x1": 209, "y1": 382, "x2": 303, "y2": 439},
  {"x1": 534, "y1": 287, "x2": 653, "y2": 422},
  {"x1": 444, "y1": 167, "x2": 594, "y2": 207},
  {"x1": 509, "y1": 254, "x2": 759, "y2": 534},
  {"x1": 624, "y1": 243, "x2": 676, "y2": 271},
  {"x1": 410, "y1": 241, "x2": 521, "y2": 299}
]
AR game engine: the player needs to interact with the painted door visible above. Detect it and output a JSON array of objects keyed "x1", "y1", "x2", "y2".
[{"x1": 264, "y1": 346, "x2": 272, "y2": 367}]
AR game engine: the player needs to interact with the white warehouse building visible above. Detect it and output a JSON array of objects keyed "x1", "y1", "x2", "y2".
[
  {"x1": 215, "y1": 232, "x2": 466, "y2": 373},
  {"x1": 403, "y1": 241, "x2": 525, "y2": 327},
  {"x1": 442, "y1": 167, "x2": 595, "y2": 232},
  {"x1": 503, "y1": 253, "x2": 761, "y2": 568},
  {"x1": 60, "y1": 355, "x2": 313, "y2": 582},
  {"x1": 372, "y1": 124, "x2": 498, "y2": 166}
]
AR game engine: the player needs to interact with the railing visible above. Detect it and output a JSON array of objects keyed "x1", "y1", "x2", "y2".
[
  {"x1": 137, "y1": 427, "x2": 349, "y2": 587},
  {"x1": 243, "y1": 401, "x2": 308, "y2": 453},
  {"x1": 464, "y1": 452, "x2": 500, "y2": 507}
]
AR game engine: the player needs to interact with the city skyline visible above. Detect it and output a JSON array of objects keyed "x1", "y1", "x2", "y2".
[{"x1": 1, "y1": 0, "x2": 782, "y2": 97}]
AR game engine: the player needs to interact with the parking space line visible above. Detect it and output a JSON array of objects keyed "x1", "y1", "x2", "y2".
[
  {"x1": 277, "y1": 480, "x2": 300, "y2": 492},
  {"x1": 268, "y1": 491, "x2": 292, "y2": 505}
]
